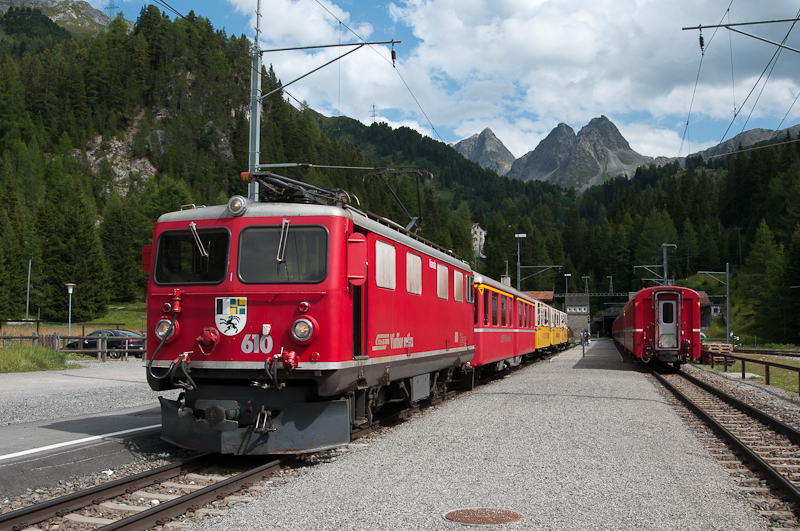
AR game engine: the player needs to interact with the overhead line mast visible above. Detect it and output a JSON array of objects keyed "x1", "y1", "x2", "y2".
[
  {"x1": 246, "y1": 2, "x2": 399, "y2": 202},
  {"x1": 683, "y1": 17, "x2": 800, "y2": 56}
]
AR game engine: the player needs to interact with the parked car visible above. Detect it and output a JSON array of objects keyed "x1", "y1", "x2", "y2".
[{"x1": 65, "y1": 329, "x2": 145, "y2": 358}]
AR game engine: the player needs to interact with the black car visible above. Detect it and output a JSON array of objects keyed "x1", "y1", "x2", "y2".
[{"x1": 65, "y1": 329, "x2": 145, "y2": 358}]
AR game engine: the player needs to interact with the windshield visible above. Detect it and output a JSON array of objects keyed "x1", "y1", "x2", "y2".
[
  {"x1": 154, "y1": 228, "x2": 229, "y2": 284},
  {"x1": 239, "y1": 226, "x2": 328, "y2": 283}
]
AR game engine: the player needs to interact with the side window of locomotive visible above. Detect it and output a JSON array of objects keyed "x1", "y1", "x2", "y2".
[
  {"x1": 466, "y1": 275, "x2": 474, "y2": 304},
  {"x1": 662, "y1": 302, "x2": 675, "y2": 324},
  {"x1": 239, "y1": 226, "x2": 328, "y2": 283},
  {"x1": 155, "y1": 228, "x2": 229, "y2": 284},
  {"x1": 406, "y1": 252, "x2": 422, "y2": 295},
  {"x1": 437, "y1": 263, "x2": 448, "y2": 300},
  {"x1": 454, "y1": 270, "x2": 463, "y2": 302},
  {"x1": 492, "y1": 292, "x2": 499, "y2": 326},
  {"x1": 483, "y1": 289, "x2": 490, "y2": 326},
  {"x1": 375, "y1": 240, "x2": 396, "y2": 289}
]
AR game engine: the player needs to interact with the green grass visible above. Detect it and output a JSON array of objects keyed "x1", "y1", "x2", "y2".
[
  {"x1": 0, "y1": 345, "x2": 71, "y2": 373},
  {"x1": 101, "y1": 303, "x2": 148, "y2": 333},
  {"x1": 710, "y1": 355, "x2": 800, "y2": 395}
]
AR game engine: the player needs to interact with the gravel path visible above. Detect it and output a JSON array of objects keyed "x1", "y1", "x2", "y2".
[
  {"x1": 188, "y1": 340, "x2": 768, "y2": 531},
  {"x1": 0, "y1": 359, "x2": 177, "y2": 426}
]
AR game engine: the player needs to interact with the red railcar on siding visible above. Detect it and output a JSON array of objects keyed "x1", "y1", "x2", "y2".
[{"x1": 612, "y1": 286, "x2": 701, "y2": 367}]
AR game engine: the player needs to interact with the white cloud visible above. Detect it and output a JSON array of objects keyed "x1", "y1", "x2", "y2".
[{"x1": 101, "y1": 0, "x2": 800, "y2": 159}]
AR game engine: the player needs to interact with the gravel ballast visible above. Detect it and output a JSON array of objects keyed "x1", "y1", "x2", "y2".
[{"x1": 187, "y1": 340, "x2": 769, "y2": 531}]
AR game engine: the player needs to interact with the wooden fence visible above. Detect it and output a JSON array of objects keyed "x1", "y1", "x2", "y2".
[{"x1": 0, "y1": 332, "x2": 145, "y2": 361}]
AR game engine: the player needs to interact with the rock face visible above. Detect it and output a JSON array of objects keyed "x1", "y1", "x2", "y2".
[
  {"x1": 505, "y1": 123, "x2": 575, "y2": 183},
  {"x1": 452, "y1": 128, "x2": 516, "y2": 176},
  {"x1": 0, "y1": 0, "x2": 132, "y2": 35},
  {"x1": 507, "y1": 116, "x2": 653, "y2": 191}
]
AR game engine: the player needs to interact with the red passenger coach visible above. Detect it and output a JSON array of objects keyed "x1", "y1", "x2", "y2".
[
  {"x1": 143, "y1": 183, "x2": 474, "y2": 455},
  {"x1": 612, "y1": 286, "x2": 701, "y2": 367},
  {"x1": 471, "y1": 275, "x2": 537, "y2": 371},
  {"x1": 471, "y1": 276, "x2": 567, "y2": 373}
]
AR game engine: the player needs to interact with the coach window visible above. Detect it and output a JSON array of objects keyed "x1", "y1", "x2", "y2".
[
  {"x1": 437, "y1": 263, "x2": 448, "y2": 299},
  {"x1": 484, "y1": 289, "x2": 490, "y2": 326},
  {"x1": 466, "y1": 275, "x2": 474, "y2": 304},
  {"x1": 454, "y1": 270, "x2": 464, "y2": 302},
  {"x1": 492, "y1": 292, "x2": 499, "y2": 326},
  {"x1": 663, "y1": 302, "x2": 674, "y2": 323},
  {"x1": 501, "y1": 295, "x2": 507, "y2": 327},
  {"x1": 406, "y1": 252, "x2": 422, "y2": 295},
  {"x1": 375, "y1": 240, "x2": 396, "y2": 289},
  {"x1": 519, "y1": 301, "x2": 523, "y2": 327}
]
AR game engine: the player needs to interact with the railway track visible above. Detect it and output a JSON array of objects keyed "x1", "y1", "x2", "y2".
[
  {"x1": 650, "y1": 366, "x2": 800, "y2": 513},
  {"x1": 735, "y1": 348, "x2": 800, "y2": 359},
  {"x1": 1, "y1": 352, "x2": 558, "y2": 531},
  {"x1": 0, "y1": 454, "x2": 290, "y2": 531}
]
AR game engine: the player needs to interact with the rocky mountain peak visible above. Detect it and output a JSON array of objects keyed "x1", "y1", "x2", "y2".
[
  {"x1": 577, "y1": 116, "x2": 631, "y2": 151},
  {"x1": 452, "y1": 128, "x2": 515, "y2": 176},
  {"x1": 504, "y1": 116, "x2": 652, "y2": 191}
]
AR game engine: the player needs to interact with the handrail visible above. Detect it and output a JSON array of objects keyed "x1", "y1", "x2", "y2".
[{"x1": 704, "y1": 350, "x2": 800, "y2": 396}]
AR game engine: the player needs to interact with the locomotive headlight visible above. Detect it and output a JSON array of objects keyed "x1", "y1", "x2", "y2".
[
  {"x1": 154, "y1": 317, "x2": 177, "y2": 342},
  {"x1": 291, "y1": 318, "x2": 315, "y2": 343},
  {"x1": 227, "y1": 195, "x2": 249, "y2": 217}
]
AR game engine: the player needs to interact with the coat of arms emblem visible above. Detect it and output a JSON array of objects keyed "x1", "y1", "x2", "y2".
[{"x1": 215, "y1": 297, "x2": 247, "y2": 336}]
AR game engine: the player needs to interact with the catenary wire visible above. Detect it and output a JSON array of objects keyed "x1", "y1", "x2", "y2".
[
  {"x1": 739, "y1": 9, "x2": 800, "y2": 136},
  {"x1": 312, "y1": 0, "x2": 445, "y2": 143},
  {"x1": 710, "y1": 10, "x2": 800, "y2": 158},
  {"x1": 679, "y1": 0, "x2": 735, "y2": 158}
]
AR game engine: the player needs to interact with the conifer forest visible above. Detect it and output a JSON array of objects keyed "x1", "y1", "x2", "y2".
[{"x1": 0, "y1": 6, "x2": 799, "y2": 344}]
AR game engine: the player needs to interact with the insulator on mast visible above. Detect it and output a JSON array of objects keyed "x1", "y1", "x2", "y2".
[
  {"x1": 391, "y1": 42, "x2": 396, "y2": 68},
  {"x1": 699, "y1": 30, "x2": 705, "y2": 54}
]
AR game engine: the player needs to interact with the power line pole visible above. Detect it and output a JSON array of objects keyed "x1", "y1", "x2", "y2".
[{"x1": 104, "y1": 0, "x2": 118, "y2": 17}]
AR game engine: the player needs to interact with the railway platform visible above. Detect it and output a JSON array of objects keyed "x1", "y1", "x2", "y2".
[{"x1": 189, "y1": 339, "x2": 768, "y2": 531}]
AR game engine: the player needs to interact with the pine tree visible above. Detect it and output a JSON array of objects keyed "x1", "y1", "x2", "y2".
[
  {"x1": 100, "y1": 191, "x2": 141, "y2": 302},
  {"x1": 784, "y1": 224, "x2": 800, "y2": 344},
  {"x1": 742, "y1": 220, "x2": 786, "y2": 341}
]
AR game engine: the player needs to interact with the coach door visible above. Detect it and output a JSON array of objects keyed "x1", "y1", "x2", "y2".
[{"x1": 656, "y1": 293, "x2": 679, "y2": 350}]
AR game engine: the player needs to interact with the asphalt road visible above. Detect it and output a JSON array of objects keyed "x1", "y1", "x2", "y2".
[{"x1": 0, "y1": 360, "x2": 179, "y2": 500}]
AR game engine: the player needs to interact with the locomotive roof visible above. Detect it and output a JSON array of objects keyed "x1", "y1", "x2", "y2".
[{"x1": 156, "y1": 201, "x2": 471, "y2": 272}]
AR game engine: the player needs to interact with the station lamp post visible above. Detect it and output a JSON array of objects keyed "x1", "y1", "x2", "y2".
[{"x1": 65, "y1": 283, "x2": 76, "y2": 336}]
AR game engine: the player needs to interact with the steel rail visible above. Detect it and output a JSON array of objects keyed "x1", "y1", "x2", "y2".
[
  {"x1": 95, "y1": 458, "x2": 288, "y2": 531},
  {"x1": 679, "y1": 370, "x2": 800, "y2": 442},
  {"x1": 0, "y1": 455, "x2": 211, "y2": 531},
  {"x1": 649, "y1": 367, "x2": 800, "y2": 505},
  {"x1": 735, "y1": 348, "x2": 800, "y2": 358}
]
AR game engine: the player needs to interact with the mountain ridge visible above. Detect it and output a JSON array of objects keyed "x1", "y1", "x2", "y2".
[{"x1": 458, "y1": 117, "x2": 800, "y2": 191}]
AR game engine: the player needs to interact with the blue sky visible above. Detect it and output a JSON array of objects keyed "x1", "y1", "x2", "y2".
[{"x1": 94, "y1": 0, "x2": 800, "y2": 160}]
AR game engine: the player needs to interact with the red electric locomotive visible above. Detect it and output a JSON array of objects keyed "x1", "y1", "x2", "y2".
[
  {"x1": 612, "y1": 286, "x2": 701, "y2": 367},
  {"x1": 142, "y1": 176, "x2": 475, "y2": 455}
]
